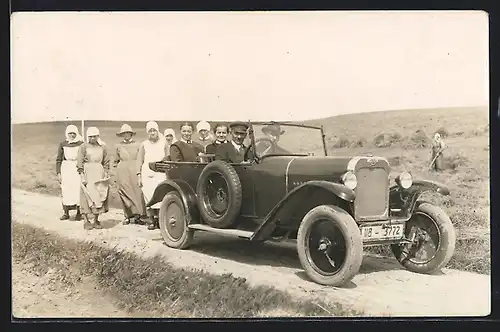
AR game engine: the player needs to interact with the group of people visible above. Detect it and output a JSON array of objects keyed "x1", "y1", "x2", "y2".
[
  {"x1": 55, "y1": 120, "x2": 276, "y2": 231},
  {"x1": 56, "y1": 118, "x2": 448, "y2": 232}
]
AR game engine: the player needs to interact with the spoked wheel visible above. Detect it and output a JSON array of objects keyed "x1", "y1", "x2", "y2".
[
  {"x1": 297, "y1": 205, "x2": 363, "y2": 286},
  {"x1": 391, "y1": 202, "x2": 456, "y2": 274},
  {"x1": 159, "y1": 192, "x2": 194, "y2": 249}
]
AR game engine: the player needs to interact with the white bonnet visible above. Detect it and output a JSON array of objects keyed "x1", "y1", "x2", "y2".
[
  {"x1": 146, "y1": 121, "x2": 159, "y2": 133},
  {"x1": 196, "y1": 121, "x2": 211, "y2": 132}
]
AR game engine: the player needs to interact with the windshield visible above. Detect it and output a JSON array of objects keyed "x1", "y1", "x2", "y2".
[{"x1": 249, "y1": 123, "x2": 326, "y2": 158}]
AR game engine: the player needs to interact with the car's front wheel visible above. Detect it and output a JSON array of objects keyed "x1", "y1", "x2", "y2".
[
  {"x1": 297, "y1": 205, "x2": 363, "y2": 287},
  {"x1": 391, "y1": 202, "x2": 456, "y2": 274},
  {"x1": 159, "y1": 192, "x2": 194, "y2": 249}
]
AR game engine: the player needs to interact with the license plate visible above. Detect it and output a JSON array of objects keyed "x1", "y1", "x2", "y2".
[{"x1": 360, "y1": 223, "x2": 404, "y2": 241}]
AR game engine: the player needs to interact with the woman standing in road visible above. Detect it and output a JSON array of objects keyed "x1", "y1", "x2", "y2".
[
  {"x1": 56, "y1": 124, "x2": 84, "y2": 221},
  {"x1": 114, "y1": 124, "x2": 146, "y2": 225},
  {"x1": 205, "y1": 123, "x2": 229, "y2": 155},
  {"x1": 77, "y1": 126, "x2": 111, "y2": 230},
  {"x1": 137, "y1": 121, "x2": 167, "y2": 230}
]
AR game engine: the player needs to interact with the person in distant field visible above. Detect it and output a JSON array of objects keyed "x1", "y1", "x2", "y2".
[
  {"x1": 56, "y1": 125, "x2": 84, "y2": 221},
  {"x1": 114, "y1": 124, "x2": 146, "y2": 225},
  {"x1": 77, "y1": 126, "x2": 111, "y2": 230},
  {"x1": 169, "y1": 122, "x2": 204, "y2": 162},
  {"x1": 260, "y1": 124, "x2": 290, "y2": 155},
  {"x1": 137, "y1": 121, "x2": 167, "y2": 230},
  {"x1": 430, "y1": 132, "x2": 446, "y2": 171},
  {"x1": 195, "y1": 120, "x2": 214, "y2": 152},
  {"x1": 163, "y1": 128, "x2": 177, "y2": 161},
  {"x1": 215, "y1": 122, "x2": 255, "y2": 163},
  {"x1": 205, "y1": 123, "x2": 229, "y2": 155}
]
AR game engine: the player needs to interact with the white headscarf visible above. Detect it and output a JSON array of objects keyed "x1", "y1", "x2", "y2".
[
  {"x1": 196, "y1": 121, "x2": 211, "y2": 133},
  {"x1": 146, "y1": 121, "x2": 165, "y2": 144},
  {"x1": 163, "y1": 128, "x2": 177, "y2": 143},
  {"x1": 86, "y1": 126, "x2": 106, "y2": 145},
  {"x1": 433, "y1": 132, "x2": 446, "y2": 149},
  {"x1": 146, "y1": 121, "x2": 159, "y2": 133},
  {"x1": 65, "y1": 125, "x2": 83, "y2": 143}
]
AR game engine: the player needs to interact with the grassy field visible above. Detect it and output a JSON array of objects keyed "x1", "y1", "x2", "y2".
[
  {"x1": 11, "y1": 106, "x2": 490, "y2": 274},
  {"x1": 12, "y1": 222, "x2": 357, "y2": 317}
]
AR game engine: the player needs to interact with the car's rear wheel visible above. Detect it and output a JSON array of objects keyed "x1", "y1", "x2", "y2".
[
  {"x1": 159, "y1": 192, "x2": 194, "y2": 249},
  {"x1": 196, "y1": 160, "x2": 242, "y2": 229},
  {"x1": 297, "y1": 205, "x2": 363, "y2": 286},
  {"x1": 391, "y1": 202, "x2": 456, "y2": 274}
]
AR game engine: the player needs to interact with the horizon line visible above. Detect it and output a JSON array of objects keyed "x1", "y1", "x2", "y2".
[{"x1": 10, "y1": 104, "x2": 489, "y2": 125}]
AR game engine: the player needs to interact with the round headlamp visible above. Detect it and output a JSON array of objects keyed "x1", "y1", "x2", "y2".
[
  {"x1": 396, "y1": 172, "x2": 413, "y2": 189},
  {"x1": 341, "y1": 171, "x2": 357, "y2": 190}
]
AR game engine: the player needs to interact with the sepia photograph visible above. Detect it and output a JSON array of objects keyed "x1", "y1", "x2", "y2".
[{"x1": 10, "y1": 10, "x2": 490, "y2": 318}]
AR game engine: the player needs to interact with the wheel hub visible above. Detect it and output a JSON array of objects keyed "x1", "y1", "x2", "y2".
[
  {"x1": 317, "y1": 237, "x2": 336, "y2": 268},
  {"x1": 216, "y1": 189, "x2": 227, "y2": 202},
  {"x1": 399, "y1": 218, "x2": 440, "y2": 264},
  {"x1": 318, "y1": 237, "x2": 331, "y2": 251}
]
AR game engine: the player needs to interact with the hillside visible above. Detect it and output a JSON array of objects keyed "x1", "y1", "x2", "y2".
[{"x1": 303, "y1": 106, "x2": 489, "y2": 143}]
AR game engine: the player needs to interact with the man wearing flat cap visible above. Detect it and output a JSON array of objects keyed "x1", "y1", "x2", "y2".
[{"x1": 215, "y1": 122, "x2": 254, "y2": 163}]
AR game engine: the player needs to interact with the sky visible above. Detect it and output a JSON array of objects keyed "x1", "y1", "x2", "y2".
[{"x1": 11, "y1": 11, "x2": 489, "y2": 124}]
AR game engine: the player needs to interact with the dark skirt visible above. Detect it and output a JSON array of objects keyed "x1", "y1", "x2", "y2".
[
  {"x1": 116, "y1": 160, "x2": 146, "y2": 218},
  {"x1": 431, "y1": 148, "x2": 444, "y2": 171}
]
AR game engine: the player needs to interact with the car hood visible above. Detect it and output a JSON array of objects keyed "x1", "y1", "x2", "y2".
[
  {"x1": 286, "y1": 155, "x2": 352, "y2": 179},
  {"x1": 281, "y1": 155, "x2": 390, "y2": 191}
]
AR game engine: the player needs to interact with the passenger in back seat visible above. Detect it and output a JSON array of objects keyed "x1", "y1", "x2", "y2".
[{"x1": 169, "y1": 122, "x2": 204, "y2": 162}]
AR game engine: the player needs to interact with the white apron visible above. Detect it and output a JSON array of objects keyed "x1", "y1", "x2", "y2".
[
  {"x1": 61, "y1": 145, "x2": 81, "y2": 206},
  {"x1": 141, "y1": 139, "x2": 166, "y2": 209}
]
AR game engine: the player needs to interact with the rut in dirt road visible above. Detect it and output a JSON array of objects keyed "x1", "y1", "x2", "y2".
[{"x1": 11, "y1": 188, "x2": 490, "y2": 317}]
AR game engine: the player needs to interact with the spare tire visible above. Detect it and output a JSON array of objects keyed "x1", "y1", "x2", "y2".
[{"x1": 196, "y1": 160, "x2": 243, "y2": 228}]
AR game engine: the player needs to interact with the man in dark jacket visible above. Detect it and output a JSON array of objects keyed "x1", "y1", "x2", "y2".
[
  {"x1": 215, "y1": 122, "x2": 254, "y2": 163},
  {"x1": 169, "y1": 122, "x2": 204, "y2": 162}
]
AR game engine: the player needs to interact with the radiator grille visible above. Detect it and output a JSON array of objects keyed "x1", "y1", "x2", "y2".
[{"x1": 354, "y1": 167, "x2": 389, "y2": 220}]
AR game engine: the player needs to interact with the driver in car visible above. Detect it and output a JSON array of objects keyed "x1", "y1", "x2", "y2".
[
  {"x1": 261, "y1": 124, "x2": 290, "y2": 155},
  {"x1": 214, "y1": 122, "x2": 254, "y2": 163}
]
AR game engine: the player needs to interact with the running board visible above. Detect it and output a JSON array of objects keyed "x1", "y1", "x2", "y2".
[{"x1": 188, "y1": 224, "x2": 254, "y2": 239}]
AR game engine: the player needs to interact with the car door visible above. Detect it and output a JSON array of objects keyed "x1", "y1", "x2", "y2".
[
  {"x1": 233, "y1": 164, "x2": 256, "y2": 217},
  {"x1": 249, "y1": 157, "x2": 293, "y2": 218}
]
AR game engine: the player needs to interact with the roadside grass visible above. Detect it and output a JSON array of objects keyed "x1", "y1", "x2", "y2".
[
  {"x1": 12, "y1": 222, "x2": 360, "y2": 317},
  {"x1": 11, "y1": 107, "x2": 490, "y2": 274}
]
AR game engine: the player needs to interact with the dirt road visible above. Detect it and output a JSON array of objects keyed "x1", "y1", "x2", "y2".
[
  {"x1": 11, "y1": 188, "x2": 490, "y2": 317},
  {"x1": 12, "y1": 260, "x2": 130, "y2": 318}
]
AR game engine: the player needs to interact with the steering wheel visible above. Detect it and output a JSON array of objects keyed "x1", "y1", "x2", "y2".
[{"x1": 254, "y1": 137, "x2": 275, "y2": 156}]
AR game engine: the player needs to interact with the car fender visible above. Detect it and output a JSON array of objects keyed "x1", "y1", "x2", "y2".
[
  {"x1": 251, "y1": 180, "x2": 355, "y2": 241},
  {"x1": 147, "y1": 179, "x2": 200, "y2": 224},
  {"x1": 389, "y1": 179, "x2": 450, "y2": 217}
]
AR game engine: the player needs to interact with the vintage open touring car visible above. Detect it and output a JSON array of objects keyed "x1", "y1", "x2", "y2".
[{"x1": 147, "y1": 122, "x2": 456, "y2": 287}]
